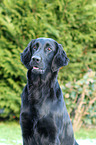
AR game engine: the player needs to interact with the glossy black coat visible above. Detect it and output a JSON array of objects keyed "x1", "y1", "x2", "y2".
[{"x1": 20, "y1": 38, "x2": 79, "y2": 145}]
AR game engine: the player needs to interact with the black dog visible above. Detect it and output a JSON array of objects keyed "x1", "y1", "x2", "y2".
[{"x1": 20, "y1": 38, "x2": 79, "y2": 145}]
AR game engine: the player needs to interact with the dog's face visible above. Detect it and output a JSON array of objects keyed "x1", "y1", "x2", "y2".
[{"x1": 21, "y1": 38, "x2": 69, "y2": 74}]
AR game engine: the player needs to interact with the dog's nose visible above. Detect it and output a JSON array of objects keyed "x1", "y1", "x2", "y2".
[{"x1": 32, "y1": 56, "x2": 41, "y2": 63}]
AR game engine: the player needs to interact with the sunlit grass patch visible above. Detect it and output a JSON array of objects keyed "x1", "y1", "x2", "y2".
[{"x1": 0, "y1": 122, "x2": 22, "y2": 145}]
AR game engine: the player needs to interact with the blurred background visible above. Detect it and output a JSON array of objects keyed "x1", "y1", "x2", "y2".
[{"x1": 0, "y1": 0, "x2": 96, "y2": 144}]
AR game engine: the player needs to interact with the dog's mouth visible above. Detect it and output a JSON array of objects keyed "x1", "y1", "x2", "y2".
[
  {"x1": 33, "y1": 66, "x2": 39, "y2": 70},
  {"x1": 32, "y1": 66, "x2": 45, "y2": 74}
]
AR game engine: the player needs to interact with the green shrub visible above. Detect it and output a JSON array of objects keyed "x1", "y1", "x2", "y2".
[
  {"x1": 62, "y1": 71, "x2": 96, "y2": 130},
  {"x1": 0, "y1": 0, "x2": 96, "y2": 123}
]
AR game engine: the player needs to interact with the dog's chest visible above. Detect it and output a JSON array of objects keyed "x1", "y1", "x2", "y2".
[{"x1": 28, "y1": 84, "x2": 52, "y2": 103}]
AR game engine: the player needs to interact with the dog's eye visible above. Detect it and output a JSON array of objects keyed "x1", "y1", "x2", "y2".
[
  {"x1": 47, "y1": 47, "x2": 52, "y2": 51},
  {"x1": 33, "y1": 46, "x2": 37, "y2": 50}
]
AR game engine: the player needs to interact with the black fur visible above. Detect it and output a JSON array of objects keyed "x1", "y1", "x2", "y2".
[{"x1": 20, "y1": 38, "x2": 79, "y2": 145}]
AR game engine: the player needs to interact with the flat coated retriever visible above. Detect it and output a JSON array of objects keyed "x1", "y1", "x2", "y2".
[{"x1": 20, "y1": 38, "x2": 79, "y2": 145}]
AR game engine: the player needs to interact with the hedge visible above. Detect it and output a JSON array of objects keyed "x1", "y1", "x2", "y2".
[
  {"x1": 0, "y1": 0, "x2": 96, "y2": 125},
  {"x1": 62, "y1": 71, "x2": 96, "y2": 130}
]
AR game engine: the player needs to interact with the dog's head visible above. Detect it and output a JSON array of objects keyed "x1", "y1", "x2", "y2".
[{"x1": 21, "y1": 38, "x2": 69, "y2": 74}]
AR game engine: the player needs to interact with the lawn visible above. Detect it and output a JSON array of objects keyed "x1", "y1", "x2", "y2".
[
  {"x1": 0, "y1": 122, "x2": 22, "y2": 145},
  {"x1": 0, "y1": 122, "x2": 96, "y2": 145}
]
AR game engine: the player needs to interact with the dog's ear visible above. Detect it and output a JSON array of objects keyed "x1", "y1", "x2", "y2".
[
  {"x1": 21, "y1": 39, "x2": 35, "y2": 69},
  {"x1": 51, "y1": 43, "x2": 69, "y2": 72}
]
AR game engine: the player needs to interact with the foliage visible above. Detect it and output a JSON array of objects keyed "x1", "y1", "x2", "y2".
[
  {"x1": 62, "y1": 71, "x2": 96, "y2": 131},
  {"x1": 0, "y1": 0, "x2": 96, "y2": 123}
]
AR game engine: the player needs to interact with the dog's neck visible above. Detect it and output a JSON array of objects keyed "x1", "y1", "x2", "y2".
[
  {"x1": 27, "y1": 69, "x2": 58, "y2": 86},
  {"x1": 27, "y1": 69, "x2": 58, "y2": 104}
]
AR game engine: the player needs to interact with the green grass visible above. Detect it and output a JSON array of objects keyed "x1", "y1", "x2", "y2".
[
  {"x1": 0, "y1": 122, "x2": 96, "y2": 145},
  {"x1": 0, "y1": 122, "x2": 22, "y2": 145},
  {"x1": 75, "y1": 128, "x2": 96, "y2": 139}
]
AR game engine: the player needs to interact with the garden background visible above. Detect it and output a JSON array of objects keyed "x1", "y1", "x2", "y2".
[{"x1": 0, "y1": 0, "x2": 96, "y2": 144}]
